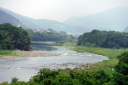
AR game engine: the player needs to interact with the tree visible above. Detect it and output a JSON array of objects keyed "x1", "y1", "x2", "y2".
[
  {"x1": 0, "y1": 23, "x2": 31, "y2": 50},
  {"x1": 112, "y1": 52, "x2": 128, "y2": 85}
]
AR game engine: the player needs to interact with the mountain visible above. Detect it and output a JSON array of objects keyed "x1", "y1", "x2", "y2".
[
  {"x1": 124, "y1": 26, "x2": 128, "y2": 32},
  {"x1": 0, "y1": 7, "x2": 87, "y2": 34},
  {"x1": 0, "y1": 9, "x2": 20, "y2": 26},
  {"x1": 64, "y1": 7, "x2": 128, "y2": 32},
  {"x1": 1, "y1": 7, "x2": 127, "y2": 34}
]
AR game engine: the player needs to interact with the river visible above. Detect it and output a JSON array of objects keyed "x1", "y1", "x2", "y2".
[{"x1": 0, "y1": 43, "x2": 108, "y2": 83}]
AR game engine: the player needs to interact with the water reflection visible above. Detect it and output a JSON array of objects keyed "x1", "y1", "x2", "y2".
[
  {"x1": 32, "y1": 43, "x2": 57, "y2": 51},
  {"x1": 0, "y1": 42, "x2": 108, "y2": 83}
]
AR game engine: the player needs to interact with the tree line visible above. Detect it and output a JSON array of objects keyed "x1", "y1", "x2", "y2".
[
  {"x1": 0, "y1": 23, "x2": 31, "y2": 50},
  {"x1": 78, "y1": 30, "x2": 128, "y2": 48},
  {"x1": 27, "y1": 29, "x2": 77, "y2": 41}
]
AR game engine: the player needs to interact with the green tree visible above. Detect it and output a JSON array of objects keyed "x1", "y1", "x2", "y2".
[
  {"x1": 78, "y1": 30, "x2": 128, "y2": 48},
  {"x1": 112, "y1": 52, "x2": 128, "y2": 85},
  {"x1": 0, "y1": 23, "x2": 31, "y2": 50}
]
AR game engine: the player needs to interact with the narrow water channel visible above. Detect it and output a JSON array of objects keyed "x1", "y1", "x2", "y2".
[{"x1": 0, "y1": 43, "x2": 108, "y2": 83}]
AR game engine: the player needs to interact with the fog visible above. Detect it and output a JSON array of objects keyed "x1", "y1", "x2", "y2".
[{"x1": 0, "y1": 0, "x2": 128, "y2": 21}]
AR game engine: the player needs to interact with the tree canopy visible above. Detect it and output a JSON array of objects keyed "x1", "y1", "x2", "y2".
[
  {"x1": 78, "y1": 30, "x2": 128, "y2": 48},
  {"x1": 27, "y1": 29, "x2": 77, "y2": 41},
  {"x1": 0, "y1": 23, "x2": 31, "y2": 50}
]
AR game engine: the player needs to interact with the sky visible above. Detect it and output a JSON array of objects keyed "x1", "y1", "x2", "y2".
[{"x1": 0, "y1": 0, "x2": 128, "y2": 21}]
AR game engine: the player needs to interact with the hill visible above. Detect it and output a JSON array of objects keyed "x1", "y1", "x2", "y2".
[
  {"x1": 0, "y1": 9, "x2": 19, "y2": 26},
  {"x1": 78, "y1": 30, "x2": 128, "y2": 48},
  {"x1": 0, "y1": 7, "x2": 86, "y2": 34},
  {"x1": 64, "y1": 7, "x2": 128, "y2": 32},
  {"x1": 124, "y1": 26, "x2": 128, "y2": 32}
]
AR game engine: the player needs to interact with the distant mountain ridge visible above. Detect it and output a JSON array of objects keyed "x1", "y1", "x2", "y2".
[
  {"x1": 124, "y1": 26, "x2": 128, "y2": 32},
  {"x1": 0, "y1": 9, "x2": 20, "y2": 26},
  {"x1": 64, "y1": 7, "x2": 128, "y2": 32},
  {"x1": 0, "y1": 7, "x2": 128, "y2": 34},
  {"x1": 0, "y1": 7, "x2": 88, "y2": 34}
]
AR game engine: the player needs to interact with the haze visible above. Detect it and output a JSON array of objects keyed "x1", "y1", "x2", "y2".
[{"x1": 0, "y1": 0, "x2": 128, "y2": 21}]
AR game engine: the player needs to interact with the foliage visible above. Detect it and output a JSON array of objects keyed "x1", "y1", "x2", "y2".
[
  {"x1": 27, "y1": 29, "x2": 77, "y2": 41},
  {"x1": 112, "y1": 51, "x2": 128, "y2": 85},
  {"x1": 11, "y1": 77, "x2": 18, "y2": 84},
  {"x1": 78, "y1": 30, "x2": 128, "y2": 48},
  {"x1": 117, "y1": 51, "x2": 128, "y2": 64},
  {"x1": 0, "y1": 68, "x2": 110, "y2": 85},
  {"x1": 0, "y1": 23, "x2": 31, "y2": 50}
]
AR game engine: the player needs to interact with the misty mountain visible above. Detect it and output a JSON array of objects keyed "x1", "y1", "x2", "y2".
[
  {"x1": 64, "y1": 7, "x2": 128, "y2": 32},
  {"x1": 0, "y1": 9, "x2": 20, "y2": 26},
  {"x1": 0, "y1": 7, "x2": 88, "y2": 34},
  {"x1": 124, "y1": 26, "x2": 128, "y2": 32}
]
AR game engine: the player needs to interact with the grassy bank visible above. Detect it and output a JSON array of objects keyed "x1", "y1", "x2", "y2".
[
  {"x1": 45, "y1": 41, "x2": 128, "y2": 74},
  {"x1": 72, "y1": 46, "x2": 128, "y2": 59},
  {"x1": 0, "y1": 50, "x2": 21, "y2": 58},
  {"x1": 71, "y1": 46, "x2": 128, "y2": 74}
]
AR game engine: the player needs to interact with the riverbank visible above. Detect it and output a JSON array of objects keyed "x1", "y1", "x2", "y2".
[
  {"x1": 0, "y1": 50, "x2": 20, "y2": 58},
  {"x1": 70, "y1": 46, "x2": 128, "y2": 74},
  {"x1": 0, "y1": 50, "x2": 58, "y2": 58},
  {"x1": 43, "y1": 41, "x2": 128, "y2": 74}
]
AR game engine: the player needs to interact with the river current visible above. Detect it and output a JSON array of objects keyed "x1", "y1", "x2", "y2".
[{"x1": 0, "y1": 43, "x2": 108, "y2": 83}]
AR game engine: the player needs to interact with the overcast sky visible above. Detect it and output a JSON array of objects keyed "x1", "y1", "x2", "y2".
[{"x1": 0, "y1": 0, "x2": 128, "y2": 21}]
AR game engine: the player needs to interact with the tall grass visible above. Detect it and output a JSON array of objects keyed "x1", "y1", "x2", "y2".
[
  {"x1": 72, "y1": 46, "x2": 128, "y2": 59},
  {"x1": 0, "y1": 50, "x2": 20, "y2": 57},
  {"x1": 71, "y1": 46, "x2": 128, "y2": 74}
]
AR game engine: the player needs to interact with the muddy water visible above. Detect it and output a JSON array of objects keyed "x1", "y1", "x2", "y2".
[{"x1": 0, "y1": 43, "x2": 108, "y2": 83}]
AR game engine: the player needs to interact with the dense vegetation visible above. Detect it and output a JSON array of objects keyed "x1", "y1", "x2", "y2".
[
  {"x1": 1, "y1": 51, "x2": 128, "y2": 85},
  {"x1": 78, "y1": 30, "x2": 128, "y2": 48},
  {"x1": 27, "y1": 29, "x2": 77, "y2": 41},
  {"x1": 0, "y1": 23, "x2": 31, "y2": 50}
]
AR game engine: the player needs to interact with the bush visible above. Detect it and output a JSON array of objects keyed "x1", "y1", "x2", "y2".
[
  {"x1": 112, "y1": 52, "x2": 128, "y2": 85},
  {"x1": 117, "y1": 51, "x2": 128, "y2": 64}
]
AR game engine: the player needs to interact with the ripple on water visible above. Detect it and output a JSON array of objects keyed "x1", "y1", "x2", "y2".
[{"x1": 0, "y1": 46, "x2": 108, "y2": 83}]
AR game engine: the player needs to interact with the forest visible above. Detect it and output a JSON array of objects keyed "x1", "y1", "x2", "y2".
[
  {"x1": 78, "y1": 30, "x2": 128, "y2": 48},
  {"x1": 0, "y1": 23, "x2": 31, "y2": 51},
  {"x1": 27, "y1": 29, "x2": 77, "y2": 41}
]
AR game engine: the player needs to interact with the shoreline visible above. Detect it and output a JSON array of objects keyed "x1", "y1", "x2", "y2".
[{"x1": 1, "y1": 50, "x2": 59, "y2": 58}]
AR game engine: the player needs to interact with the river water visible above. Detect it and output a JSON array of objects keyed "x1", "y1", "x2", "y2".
[{"x1": 0, "y1": 43, "x2": 108, "y2": 83}]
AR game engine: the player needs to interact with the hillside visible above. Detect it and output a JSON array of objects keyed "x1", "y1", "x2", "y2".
[
  {"x1": 78, "y1": 30, "x2": 128, "y2": 48},
  {"x1": 124, "y1": 26, "x2": 128, "y2": 32},
  {"x1": 64, "y1": 7, "x2": 128, "y2": 32},
  {"x1": 0, "y1": 9, "x2": 20, "y2": 26},
  {"x1": 0, "y1": 7, "x2": 87, "y2": 34},
  {"x1": 1, "y1": 7, "x2": 127, "y2": 34}
]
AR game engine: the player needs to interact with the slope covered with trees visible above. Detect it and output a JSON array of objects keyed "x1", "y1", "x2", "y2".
[
  {"x1": 77, "y1": 30, "x2": 128, "y2": 48},
  {"x1": 27, "y1": 29, "x2": 77, "y2": 41},
  {"x1": 78, "y1": 30, "x2": 128, "y2": 48},
  {"x1": 0, "y1": 23, "x2": 31, "y2": 50}
]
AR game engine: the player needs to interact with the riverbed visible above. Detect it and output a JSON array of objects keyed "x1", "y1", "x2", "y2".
[{"x1": 0, "y1": 43, "x2": 108, "y2": 83}]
